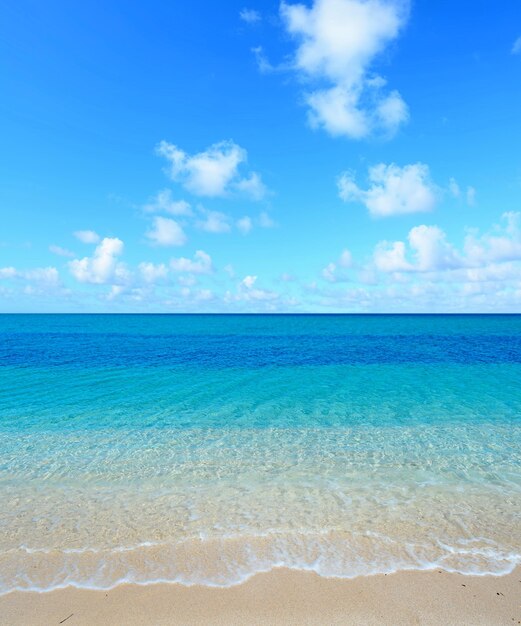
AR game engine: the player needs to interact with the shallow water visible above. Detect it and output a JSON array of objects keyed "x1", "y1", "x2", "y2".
[{"x1": 0, "y1": 314, "x2": 520, "y2": 591}]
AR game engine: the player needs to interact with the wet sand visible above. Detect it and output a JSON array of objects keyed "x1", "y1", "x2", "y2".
[{"x1": 0, "y1": 567, "x2": 519, "y2": 625}]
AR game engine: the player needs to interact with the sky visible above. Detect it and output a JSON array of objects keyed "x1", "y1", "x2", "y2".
[{"x1": 1, "y1": 0, "x2": 521, "y2": 313}]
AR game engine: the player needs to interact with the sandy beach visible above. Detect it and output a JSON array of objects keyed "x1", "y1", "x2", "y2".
[{"x1": 0, "y1": 567, "x2": 519, "y2": 626}]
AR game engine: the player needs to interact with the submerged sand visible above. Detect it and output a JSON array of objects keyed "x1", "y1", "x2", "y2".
[{"x1": 0, "y1": 567, "x2": 519, "y2": 625}]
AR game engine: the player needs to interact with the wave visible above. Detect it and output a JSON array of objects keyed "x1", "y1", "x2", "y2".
[{"x1": 1, "y1": 531, "x2": 519, "y2": 595}]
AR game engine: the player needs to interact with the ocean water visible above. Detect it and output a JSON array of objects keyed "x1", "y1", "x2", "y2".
[{"x1": 0, "y1": 314, "x2": 520, "y2": 592}]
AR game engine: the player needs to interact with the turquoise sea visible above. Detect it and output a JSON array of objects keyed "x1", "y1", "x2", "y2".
[{"x1": 0, "y1": 314, "x2": 520, "y2": 592}]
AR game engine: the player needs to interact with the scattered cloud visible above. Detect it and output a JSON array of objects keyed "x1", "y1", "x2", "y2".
[
  {"x1": 448, "y1": 177, "x2": 460, "y2": 198},
  {"x1": 146, "y1": 216, "x2": 187, "y2": 246},
  {"x1": 240, "y1": 8, "x2": 261, "y2": 23},
  {"x1": 49, "y1": 245, "x2": 75, "y2": 258},
  {"x1": 234, "y1": 172, "x2": 268, "y2": 200},
  {"x1": 321, "y1": 248, "x2": 353, "y2": 282},
  {"x1": 373, "y1": 240, "x2": 411, "y2": 272},
  {"x1": 241, "y1": 275, "x2": 257, "y2": 289},
  {"x1": 466, "y1": 186, "x2": 476, "y2": 206},
  {"x1": 196, "y1": 210, "x2": 231, "y2": 233},
  {"x1": 170, "y1": 250, "x2": 213, "y2": 274},
  {"x1": 280, "y1": 0, "x2": 410, "y2": 139},
  {"x1": 69, "y1": 237, "x2": 128, "y2": 284},
  {"x1": 464, "y1": 211, "x2": 521, "y2": 265},
  {"x1": 234, "y1": 275, "x2": 279, "y2": 301},
  {"x1": 143, "y1": 189, "x2": 192, "y2": 216},
  {"x1": 224, "y1": 264, "x2": 235, "y2": 277},
  {"x1": 512, "y1": 36, "x2": 521, "y2": 55},
  {"x1": 258, "y1": 211, "x2": 276, "y2": 228},
  {"x1": 374, "y1": 225, "x2": 461, "y2": 273},
  {"x1": 0, "y1": 266, "x2": 60, "y2": 285},
  {"x1": 338, "y1": 162, "x2": 437, "y2": 217},
  {"x1": 74, "y1": 230, "x2": 100, "y2": 244},
  {"x1": 237, "y1": 216, "x2": 253, "y2": 234},
  {"x1": 156, "y1": 140, "x2": 267, "y2": 199},
  {"x1": 339, "y1": 249, "x2": 352, "y2": 267},
  {"x1": 138, "y1": 262, "x2": 168, "y2": 283}
]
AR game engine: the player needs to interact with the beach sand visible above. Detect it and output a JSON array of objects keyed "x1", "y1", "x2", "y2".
[{"x1": 0, "y1": 567, "x2": 519, "y2": 625}]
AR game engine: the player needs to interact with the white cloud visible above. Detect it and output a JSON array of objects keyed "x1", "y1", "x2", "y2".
[
  {"x1": 0, "y1": 267, "x2": 17, "y2": 279},
  {"x1": 240, "y1": 8, "x2": 261, "y2": 23},
  {"x1": 466, "y1": 186, "x2": 476, "y2": 206},
  {"x1": 374, "y1": 225, "x2": 461, "y2": 273},
  {"x1": 156, "y1": 140, "x2": 267, "y2": 199},
  {"x1": 234, "y1": 172, "x2": 268, "y2": 200},
  {"x1": 143, "y1": 189, "x2": 192, "y2": 216},
  {"x1": 49, "y1": 245, "x2": 75, "y2": 258},
  {"x1": 146, "y1": 216, "x2": 187, "y2": 246},
  {"x1": 321, "y1": 249, "x2": 352, "y2": 282},
  {"x1": 138, "y1": 262, "x2": 168, "y2": 283},
  {"x1": 69, "y1": 237, "x2": 128, "y2": 284},
  {"x1": 408, "y1": 225, "x2": 461, "y2": 271},
  {"x1": 236, "y1": 275, "x2": 279, "y2": 301},
  {"x1": 0, "y1": 266, "x2": 60, "y2": 285},
  {"x1": 512, "y1": 36, "x2": 521, "y2": 55},
  {"x1": 373, "y1": 240, "x2": 411, "y2": 272},
  {"x1": 237, "y1": 216, "x2": 253, "y2": 234},
  {"x1": 241, "y1": 275, "x2": 257, "y2": 288},
  {"x1": 224, "y1": 264, "x2": 235, "y2": 277},
  {"x1": 280, "y1": 0, "x2": 410, "y2": 139},
  {"x1": 322, "y1": 262, "x2": 337, "y2": 282},
  {"x1": 252, "y1": 46, "x2": 277, "y2": 73},
  {"x1": 197, "y1": 210, "x2": 231, "y2": 233},
  {"x1": 449, "y1": 177, "x2": 460, "y2": 198},
  {"x1": 338, "y1": 163, "x2": 437, "y2": 217},
  {"x1": 170, "y1": 250, "x2": 213, "y2": 274},
  {"x1": 464, "y1": 212, "x2": 521, "y2": 265},
  {"x1": 339, "y1": 248, "x2": 352, "y2": 267},
  {"x1": 74, "y1": 230, "x2": 100, "y2": 244},
  {"x1": 258, "y1": 211, "x2": 276, "y2": 228}
]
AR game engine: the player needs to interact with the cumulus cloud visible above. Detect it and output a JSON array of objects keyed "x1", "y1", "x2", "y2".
[
  {"x1": 448, "y1": 177, "x2": 460, "y2": 198},
  {"x1": 234, "y1": 172, "x2": 267, "y2": 200},
  {"x1": 196, "y1": 210, "x2": 231, "y2": 233},
  {"x1": 374, "y1": 225, "x2": 461, "y2": 273},
  {"x1": 146, "y1": 216, "x2": 187, "y2": 246},
  {"x1": 0, "y1": 266, "x2": 60, "y2": 285},
  {"x1": 373, "y1": 240, "x2": 411, "y2": 272},
  {"x1": 74, "y1": 230, "x2": 100, "y2": 244},
  {"x1": 237, "y1": 216, "x2": 253, "y2": 234},
  {"x1": 143, "y1": 189, "x2": 192, "y2": 216},
  {"x1": 69, "y1": 237, "x2": 128, "y2": 284},
  {"x1": 280, "y1": 0, "x2": 410, "y2": 139},
  {"x1": 240, "y1": 8, "x2": 261, "y2": 23},
  {"x1": 241, "y1": 275, "x2": 257, "y2": 289},
  {"x1": 170, "y1": 250, "x2": 213, "y2": 274},
  {"x1": 449, "y1": 178, "x2": 475, "y2": 206},
  {"x1": 156, "y1": 140, "x2": 267, "y2": 199},
  {"x1": 138, "y1": 262, "x2": 168, "y2": 283},
  {"x1": 258, "y1": 211, "x2": 276, "y2": 228},
  {"x1": 338, "y1": 162, "x2": 437, "y2": 217},
  {"x1": 235, "y1": 275, "x2": 279, "y2": 301},
  {"x1": 321, "y1": 248, "x2": 353, "y2": 281},
  {"x1": 49, "y1": 245, "x2": 75, "y2": 258},
  {"x1": 464, "y1": 212, "x2": 521, "y2": 265},
  {"x1": 408, "y1": 225, "x2": 461, "y2": 271}
]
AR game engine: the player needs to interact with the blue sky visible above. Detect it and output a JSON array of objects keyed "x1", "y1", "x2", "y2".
[{"x1": 1, "y1": 0, "x2": 521, "y2": 312}]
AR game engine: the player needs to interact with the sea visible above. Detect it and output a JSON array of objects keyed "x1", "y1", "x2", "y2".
[{"x1": 0, "y1": 314, "x2": 520, "y2": 593}]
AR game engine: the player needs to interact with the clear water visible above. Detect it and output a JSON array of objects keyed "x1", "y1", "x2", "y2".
[{"x1": 0, "y1": 314, "x2": 520, "y2": 592}]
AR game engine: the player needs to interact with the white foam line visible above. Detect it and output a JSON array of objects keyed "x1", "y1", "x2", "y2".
[{"x1": 1, "y1": 558, "x2": 519, "y2": 597}]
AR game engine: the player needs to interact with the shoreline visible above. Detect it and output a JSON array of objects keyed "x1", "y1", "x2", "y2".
[{"x1": 1, "y1": 567, "x2": 519, "y2": 625}]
